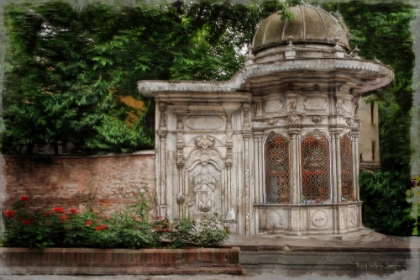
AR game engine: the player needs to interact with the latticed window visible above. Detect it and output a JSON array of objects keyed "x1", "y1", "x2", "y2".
[
  {"x1": 264, "y1": 133, "x2": 290, "y2": 203},
  {"x1": 301, "y1": 132, "x2": 330, "y2": 202},
  {"x1": 340, "y1": 134, "x2": 354, "y2": 201}
]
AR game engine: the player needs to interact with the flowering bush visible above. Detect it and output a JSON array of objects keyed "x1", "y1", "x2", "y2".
[{"x1": 2, "y1": 193, "x2": 228, "y2": 249}]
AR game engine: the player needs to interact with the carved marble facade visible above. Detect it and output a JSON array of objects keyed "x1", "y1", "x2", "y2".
[{"x1": 138, "y1": 5, "x2": 394, "y2": 237}]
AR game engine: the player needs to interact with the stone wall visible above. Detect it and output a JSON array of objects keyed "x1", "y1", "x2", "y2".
[{"x1": 1, "y1": 151, "x2": 156, "y2": 216}]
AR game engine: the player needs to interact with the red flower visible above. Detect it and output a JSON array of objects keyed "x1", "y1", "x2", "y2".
[
  {"x1": 44, "y1": 212, "x2": 51, "y2": 217},
  {"x1": 23, "y1": 219, "x2": 31, "y2": 225},
  {"x1": 60, "y1": 215, "x2": 68, "y2": 221},
  {"x1": 95, "y1": 225, "x2": 107, "y2": 231},
  {"x1": 69, "y1": 208, "x2": 77, "y2": 214},
  {"x1": 20, "y1": 195, "x2": 29, "y2": 202},
  {"x1": 4, "y1": 210, "x2": 16, "y2": 218},
  {"x1": 53, "y1": 207, "x2": 65, "y2": 213},
  {"x1": 85, "y1": 220, "x2": 93, "y2": 226}
]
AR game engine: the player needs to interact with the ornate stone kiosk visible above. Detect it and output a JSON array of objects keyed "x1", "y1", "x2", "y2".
[{"x1": 138, "y1": 5, "x2": 394, "y2": 236}]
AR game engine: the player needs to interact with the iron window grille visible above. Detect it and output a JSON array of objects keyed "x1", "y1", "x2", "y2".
[
  {"x1": 340, "y1": 133, "x2": 354, "y2": 201},
  {"x1": 264, "y1": 133, "x2": 290, "y2": 204},
  {"x1": 301, "y1": 132, "x2": 330, "y2": 203}
]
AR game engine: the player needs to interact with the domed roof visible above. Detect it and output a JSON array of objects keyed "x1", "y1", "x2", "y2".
[{"x1": 252, "y1": 5, "x2": 351, "y2": 54}]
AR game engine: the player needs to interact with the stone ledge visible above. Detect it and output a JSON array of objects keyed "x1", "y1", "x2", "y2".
[{"x1": 0, "y1": 247, "x2": 243, "y2": 275}]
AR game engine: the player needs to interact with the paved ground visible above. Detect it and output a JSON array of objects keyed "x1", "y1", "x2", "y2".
[{"x1": 1, "y1": 231, "x2": 419, "y2": 280}]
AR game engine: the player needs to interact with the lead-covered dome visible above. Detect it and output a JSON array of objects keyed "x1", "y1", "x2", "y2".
[{"x1": 252, "y1": 5, "x2": 351, "y2": 54}]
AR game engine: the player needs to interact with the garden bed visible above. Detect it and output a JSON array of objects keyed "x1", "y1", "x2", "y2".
[{"x1": 0, "y1": 247, "x2": 242, "y2": 275}]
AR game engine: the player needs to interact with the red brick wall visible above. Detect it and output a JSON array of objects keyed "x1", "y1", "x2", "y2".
[{"x1": 1, "y1": 152, "x2": 156, "y2": 216}]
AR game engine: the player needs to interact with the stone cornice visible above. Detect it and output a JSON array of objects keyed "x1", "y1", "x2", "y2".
[{"x1": 138, "y1": 59, "x2": 394, "y2": 97}]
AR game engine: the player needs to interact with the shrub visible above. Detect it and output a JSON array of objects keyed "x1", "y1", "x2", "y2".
[
  {"x1": 360, "y1": 170, "x2": 415, "y2": 235},
  {"x1": 2, "y1": 194, "x2": 228, "y2": 249}
]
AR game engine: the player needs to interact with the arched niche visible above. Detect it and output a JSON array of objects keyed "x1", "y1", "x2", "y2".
[
  {"x1": 183, "y1": 135, "x2": 226, "y2": 219},
  {"x1": 264, "y1": 132, "x2": 290, "y2": 204},
  {"x1": 301, "y1": 131, "x2": 331, "y2": 203}
]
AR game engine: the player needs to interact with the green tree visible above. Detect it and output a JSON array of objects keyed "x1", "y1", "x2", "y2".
[
  {"x1": 3, "y1": 2, "x2": 154, "y2": 154},
  {"x1": 322, "y1": 1, "x2": 415, "y2": 235},
  {"x1": 2, "y1": 0, "x2": 292, "y2": 154}
]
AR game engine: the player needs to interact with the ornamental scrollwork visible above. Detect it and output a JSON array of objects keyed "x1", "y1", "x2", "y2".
[{"x1": 194, "y1": 135, "x2": 216, "y2": 150}]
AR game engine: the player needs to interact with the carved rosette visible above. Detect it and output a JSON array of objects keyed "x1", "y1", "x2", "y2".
[
  {"x1": 287, "y1": 114, "x2": 300, "y2": 124},
  {"x1": 311, "y1": 210, "x2": 328, "y2": 228},
  {"x1": 266, "y1": 118, "x2": 279, "y2": 126},
  {"x1": 312, "y1": 116, "x2": 325, "y2": 124},
  {"x1": 346, "y1": 118, "x2": 354, "y2": 126},
  {"x1": 195, "y1": 135, "x2": 216, "y2": 150}
]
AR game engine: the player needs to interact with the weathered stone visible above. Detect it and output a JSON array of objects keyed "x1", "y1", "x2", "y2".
[{"x1": 137, "y1": 5, "x2": 393, "y2": 238}]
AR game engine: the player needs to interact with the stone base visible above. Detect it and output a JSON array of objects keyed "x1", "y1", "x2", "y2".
[
  {"x1": 255, "y1": 202, "x2": 363, "y2": 236},
  {"x1": 0, "y1": 247, "x2": 243, "y2": 275}
]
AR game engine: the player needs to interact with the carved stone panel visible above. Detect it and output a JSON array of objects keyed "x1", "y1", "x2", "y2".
[
  {"x1": 263, "y1": 98, "x2": 285, "y2": 114},
  {"x1": 185, "y1": 116, "x2": 225, "y2": 131},
  {"x1": 184, "y1": 135, "x2": 226, "y2": 219},
  {"x1": 310, "y1": 210, "x2": 328, "y2": 228},
  {"x1": 291, "y1": 209, "x2": 307, "y2": 231},
  {"x1": 348, "y1": 207, "x2": 358, "y2": 227},
  {"x1": 303, "y1": 97, "x2": 328, "y2": 112},
  {"x1": 266, "y1": 210, "x2": 287, "y2": 229},
  {"x1": 187, "y1": 164, "x2": 221, "y2": 217}
]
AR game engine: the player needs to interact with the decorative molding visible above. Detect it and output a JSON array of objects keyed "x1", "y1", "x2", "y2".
[
  {"x1": 346, "y1": 118, "x2": 354, "y2": 126},
  {"x1": 138, "y1": 59, "x2": 394, "y2": 97}
]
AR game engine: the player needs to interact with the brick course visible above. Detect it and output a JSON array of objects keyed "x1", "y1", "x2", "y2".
[
  {"x1": 1, "y1": 152, "x2": 156, "y2": 216},
  {"x1": 0, "y1": 247, "x2": 243, "y2": 275}
]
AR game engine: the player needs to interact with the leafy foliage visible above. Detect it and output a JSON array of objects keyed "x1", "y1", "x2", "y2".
[
  {"x1": 321, "y1": 1, "x2": 415, "y2": 235},
  {"x1": 2, "y1": 0, "x2": 298, "y2": 155},
  {"x1": 154, "y1": 213, "x2": 228, "y2": 248},
  {"x1": 359, "y1": 171, "x2": 414, "y2": 235},
  {"x1": 2, "y1": 0, "x2": 416, "y2": 234},
  {"x1": 3, "y1": 192, "x2": 228, "y2": 249}
]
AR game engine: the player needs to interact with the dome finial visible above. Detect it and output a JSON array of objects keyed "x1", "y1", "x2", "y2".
[
  {"x1": 288, "y1": 36, "x2": 294, "y2": 46},
  {"x1": 350, "y1": 46, "x2": 361, "y2": 59}
]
